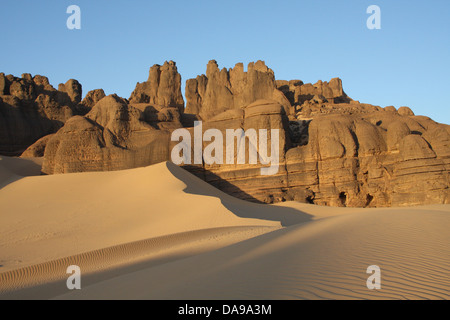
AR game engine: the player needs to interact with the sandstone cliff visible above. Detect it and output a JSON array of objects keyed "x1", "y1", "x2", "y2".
[
  {"x1": 129, "y1": 61, "x2": 184, "y2": 113},
  {"x1": 0, "y1": 73, "x2": 94, "y2": 155},
  {"x1": 5, "y1": 61, "x2": 449, "y2": 207},
  {"x1": 185, "y1": 60, "x2": 293, "y2": 120},
  {"x1": 41, "y1": 94, "x2": 182, "y2": 174}
]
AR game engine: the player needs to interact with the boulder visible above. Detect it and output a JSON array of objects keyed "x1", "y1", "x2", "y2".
[
  {"x1": 398, "y1": 106, "x2": 415, "y2": 116},
  {"x1": 399, "y1": 135, "x2": 436, "y2": 161},
  {"x1": 21, "y1": 133, "x2": 55, "y2": 157},
  {"x1": 386, "y1": 120, "x2": 411, "y2": 151},
  {"x1": 384, "y1": 106, "x2": 397, "y2": 113},
  {"x1": 80, "y1": 89, "x2": 106, "y2": 110}
]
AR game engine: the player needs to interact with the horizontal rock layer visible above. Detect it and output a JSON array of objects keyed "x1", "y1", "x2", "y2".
[
  {"x1": 182, "y1": 106, "x2": 450, "y2": 207},
  {"x1": 4, "y1": 61, "x2": 449, "y2": 207}
]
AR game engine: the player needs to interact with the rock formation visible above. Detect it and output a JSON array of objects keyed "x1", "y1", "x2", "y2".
[
  {"x1": 79, "y1": 89, "x2": 106, "y2": 111},
  {"x1": 0, "y1": 73, "x2": 87, "y2": 155},
  {"x1": 3, "y1": 60, "x2": 449, "y2": 207},
  {"x1": 58, "y1": 79, "x2": 82, "y2": 105},
  {"x1": 276, "y1": 77, "x2": 350, "y2": 106},
  {"x1": 21, "y1": 134, "x2": 55, "y2": 158},
  {"x1": 283, "y1": 112, "x2": 449, "y2": 207},
  {"x1": 187, "y1": 99, "x2": 449, "y2": 206},
  {"x1": 41, "y1": 94, "x2": 182, "y2": 174},
  {"x1": 190, "y1": 99, "x2": 291, "y2": 203},
  {"x1": 185, "y1": 60, "x2": 293, "y2": 120},
  {"x1": 129, "y1": 61, "x2": 184, "y2": 113}
]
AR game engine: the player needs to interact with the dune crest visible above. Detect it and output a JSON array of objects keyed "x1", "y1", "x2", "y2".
[
  {"x1": 1, "y1": 157, "x2": 449, "y2": 300},
  {"x1": 0, "y1": 160, "x2": 283, "y2": 290}
]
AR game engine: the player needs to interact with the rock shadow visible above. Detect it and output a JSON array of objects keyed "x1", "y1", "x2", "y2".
[
  {"x1": 0, "y1": 156, "x2": 43, "y2": 189},
  {"x1": 166, "y1": 162, "x2": 313, "y2": 227}
]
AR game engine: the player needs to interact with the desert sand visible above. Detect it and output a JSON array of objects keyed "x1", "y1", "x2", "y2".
[{"x1": 0, "y1": 156, "x2": 449, "y2": 300}]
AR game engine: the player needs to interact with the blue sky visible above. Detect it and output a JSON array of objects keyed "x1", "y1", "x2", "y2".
[{"x1": 1, "y1": 0, "x2": 449, "y2": 124}]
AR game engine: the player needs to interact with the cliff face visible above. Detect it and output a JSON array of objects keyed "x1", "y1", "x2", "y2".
[
  {"x1": 4, "y1": 61, "x2": 449, "y2": 207},
  {"x1": 276, "y1": 78, "x2": 349, "y2": 105},
  {"x1": 129, "y1": 61, "x2": 184, "y2": 113},
  {"x1": 182, "y1": 100, "x2": 450, "y2": 207},
  {"x1": 0, "y1": 72, "x2": 104, "y2": 155},
  {"x1": 185, "y1": 60, "x2": 292, "y2": 120},
  {"x1": 183, "y1": 61, "x2": 449, "y2": 206},
  {"x1": 41, "y1": 94, "x2": 182, "y2": 175},
  {"x1": 219, "y1": 111, "x2": 449, "y2": 207}
]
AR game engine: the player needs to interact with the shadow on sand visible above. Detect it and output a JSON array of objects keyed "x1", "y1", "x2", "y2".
[
  {"x1": 0, "y1": 156, "x2": 43, "y2": 189},
  {"x1": 166, "y1": 162, "x2": 313, "y2": 227}
]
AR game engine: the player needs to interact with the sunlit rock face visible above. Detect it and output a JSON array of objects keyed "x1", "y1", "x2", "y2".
[{"x1": 10, "y1": 60, "x2": 448, "y2": 207}]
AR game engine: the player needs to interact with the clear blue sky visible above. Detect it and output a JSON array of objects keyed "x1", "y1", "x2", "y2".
[{"x1": 1, "y1": 0, "x2": 449, "y2": 124}]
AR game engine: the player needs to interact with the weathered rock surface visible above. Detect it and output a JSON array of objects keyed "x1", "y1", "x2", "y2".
[
  {"x1": 58, "y1": 79, "x2": 82, "y2": 105},
  {"x1": 41, "y1": 94, "x2": 182, "y2": 174},
  {"x1": 185, "y1": 60, "x2": 293, "y2": 120},
  {"x1": 182, "y1": 61, "x2": 448, "y2": 206},
  {"x1": 0, "y1": 73, "x2": 87, "y2": 155},
  {"x1": 276, "y1": 77, "x2": 350, "y2": 106},
  {"x1": 398, "y1": 106, "x2": 415, "y2": 116},
  {"x1": 182, "y1": 99, "x2": 291, "y2": 202},
  {"x1": 21, "y1": 134, "x2": 55, "y2": 158},
  {"x1": 0, "y1": 73, "x2": 7, "y2": 95},
  {"x1": 282, "y1": 113, "x2": 449, "y2": 207},
  {"x1": 129, "y1": 61, "x2": 184, "y2": 113},
  {"x1": 9, "y1": 60, "x2": 448, "y2": 207},
  {"x1": 79, "y1": 89, "x2": 106, "y2": 110},
  {"x1": 189, "y1": 106, "x2": 449, "y2": 207}
]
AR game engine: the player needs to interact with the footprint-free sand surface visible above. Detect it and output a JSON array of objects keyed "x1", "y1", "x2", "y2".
[{"x1": 0, "y1": 156, "x2": 449, "y2": 299}]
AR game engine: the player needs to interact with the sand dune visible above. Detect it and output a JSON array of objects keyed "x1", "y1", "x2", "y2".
[
  {"x1": 0, "y1": 226, "x2": 274, "y2": 298},
  {"x1": 1, "y1": 156, "x2": 449, "y2": 300},
  {"x1": 0, "y1": 158, "x2": 282, "y2": 296},
  {"x1": 54, "y1": 205, "x2": 450, "y2": 300},
  {"x1": 0, "y1": 156, "x2": 43, "y2": 190}
]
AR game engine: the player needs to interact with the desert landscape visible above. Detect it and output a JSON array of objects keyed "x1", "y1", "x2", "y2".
[
  {"x1": 1, "y1": 2, "x2": 449, "y2": 301},
  {"x1": 1, "y1": 156, "x2": 449, "y2": 300},
  {"x1": 1, "y1": 59, "x2": 449, "y2": 300}
]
